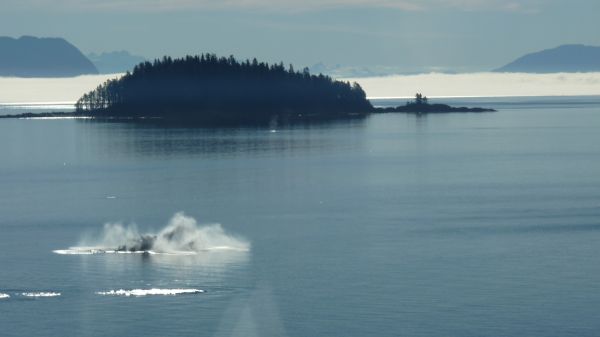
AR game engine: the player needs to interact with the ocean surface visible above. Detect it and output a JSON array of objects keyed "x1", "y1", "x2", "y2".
[{"x1": 1, "y1": 96, "x2": 600, "y2": 337}]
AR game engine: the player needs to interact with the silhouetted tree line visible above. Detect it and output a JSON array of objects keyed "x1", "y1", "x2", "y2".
[
  {"x1": 413, "y1": 93, "x2": 428, "y2": 105},
  {"x1": 75, "y1": 54, "x2": 373, "y2": 124}
]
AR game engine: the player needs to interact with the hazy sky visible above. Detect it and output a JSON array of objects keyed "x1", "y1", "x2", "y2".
[{"x1": 1, "y1": 0, "x2": 598, "y2": 72}]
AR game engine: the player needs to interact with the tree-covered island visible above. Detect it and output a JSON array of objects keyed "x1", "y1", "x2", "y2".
[
  {"x1": 75, "y1": 54, "x2": 373, "y2": 124},
  {"x1": 70, "y1": 55, "x2": 496, "y2": 124}
]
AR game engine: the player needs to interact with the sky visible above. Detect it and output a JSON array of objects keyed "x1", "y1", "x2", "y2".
[{"x1": 0, "y1": 0, "x2": 599, "y2": 73}]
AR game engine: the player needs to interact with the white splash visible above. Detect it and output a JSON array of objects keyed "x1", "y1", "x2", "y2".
[
  {"x1": 96, "y1": 288, "x2": 204, "y2": 297},
  {"x1": 21, "y1": 292, "x2": 61, "y2": 298},
  {"x1": 0, "y1": 293, "x2": 9, "y2": 299},
  {"x1": 54, "y1": 212, "x2": 250, "y2": 255}
]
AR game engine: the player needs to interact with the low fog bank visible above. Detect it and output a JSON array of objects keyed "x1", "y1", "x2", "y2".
[
  {"x1": 344, "y1": 72, "x2": 600, "y2": 99},
  {"x1": 0, "y1": 74, "x2": 121, "y2": 104},
  {"x1": 2, "y1": 72, "x2": 599, "y2": 105}
]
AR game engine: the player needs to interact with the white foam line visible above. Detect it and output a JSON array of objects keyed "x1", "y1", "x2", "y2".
[
  {"x1": 96, "y1": 288, "x2": 204, "y2": 297},
  {"x1": 53, "y1": 246, "x2": 247, "y2": 255},
  {"x1": 53, "y1": 248, "x2": 193, "y2": 255},
  {"x1": 21, "y1": 292, "x2": 61, "y2": 298},
  {"x1": 53, "y1": 248, "x2": 96, "y2": 255},
  {"x1": 0, "y1": 293, "x2": 10, "y2": 299}
]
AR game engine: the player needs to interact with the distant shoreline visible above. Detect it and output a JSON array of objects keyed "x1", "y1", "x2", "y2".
[
  {"x1": 366, "y1": 94, "x2": 600, "y2": 100},
  {"x1": 0, "y1": 95, "x2": 497, "y2": 120},
  {"x1": 0, "y1": 111, "x2": 366, "y2": 121},
  {"x1": 0, "y1": 106, "x2": 495, "y2": 120},
  {"x1": 0, "y1": 111, "x2": 77, "y2": 119}
]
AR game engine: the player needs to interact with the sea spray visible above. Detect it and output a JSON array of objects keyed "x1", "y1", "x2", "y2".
[{"x1": 54, "y1": 212, "x2": 249, "y2": 255}]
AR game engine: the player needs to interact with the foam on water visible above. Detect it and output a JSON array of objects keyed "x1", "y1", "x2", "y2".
[
  {"x1": 96, "y1": 288, "x2": 204, "y2": 297},
  {"x1": 53, "y1": 248, "x2": 201, "y2": 255},
  {"x1": 21, "y1": 292, "x2": 61, "y2": 298},
  {"x1": 54, "y1": 212, "x2": 250, "y2": 255},
  {"x1": 53, "y1": 248, "x2": 97, "y2": 255},
  {"x1": 0, "y1": 293, "x2": 9, "y2": 299}
]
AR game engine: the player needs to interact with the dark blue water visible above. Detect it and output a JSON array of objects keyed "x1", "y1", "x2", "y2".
[{"x1": 1, "y1": 97, "x2": 600, "y2": 337}]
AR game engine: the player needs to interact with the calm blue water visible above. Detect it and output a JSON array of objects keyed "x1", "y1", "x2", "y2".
[{"x1": 1, "y1": 97, "x2": 600, "y2": 337}]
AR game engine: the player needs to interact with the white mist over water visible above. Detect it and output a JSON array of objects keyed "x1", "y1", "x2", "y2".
[
  {"x1": 1, "y1": 72, "x2": 599, "y2": 107},
  {"x1": 0, "y1": 74, "x2": 121, "y2": 104},
  {"x1": 54, "y1": 212, "x2": 249, "y2": 255},
  {"x1": 344, "y1": 72, "x2": 600, "y2": 98}
]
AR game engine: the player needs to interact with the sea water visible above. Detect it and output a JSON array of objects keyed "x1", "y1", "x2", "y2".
[{"x1": 1, "y1": 96, "x2": 600, "y2": 337}]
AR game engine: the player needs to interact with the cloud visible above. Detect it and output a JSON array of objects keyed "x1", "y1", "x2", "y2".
[{"x1": 7, "y1": 0, "x2": 540, "y2": 13}]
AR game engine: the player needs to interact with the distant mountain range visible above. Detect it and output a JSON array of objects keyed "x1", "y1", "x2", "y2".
[
  {"x1": 0, "y1": 36, "x2": 98, "y2": 77},
  {"x1": 87, "y1": 51, "x2": 146, "y2": 74},
  {"x1": 495, "y1": 44, "x2": 600, "y2": 73},
  {"x1": 2, "y1": 35, "x2": 598, "y2": 78}
]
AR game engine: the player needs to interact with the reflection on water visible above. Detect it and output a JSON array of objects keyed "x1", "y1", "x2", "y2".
[
  {"x1": 75, "y1": 118, "x2": 367, "y2": 158},
  {"x1": 0, "y1": 103, "x2": 75, "y2": 116},
  {"x1": 71, "y1": 247, "x2": 251, "y2": 304},
  {"x1": 83, "y1": 249, "x2": 249, "y2": 278}
]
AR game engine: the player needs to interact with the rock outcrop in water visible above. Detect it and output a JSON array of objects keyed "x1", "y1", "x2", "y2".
[
  {"x1": 75, "y1": 54, "x2": 373, "y2": 124},
  {"x1": 376, "y1": 93, "x2": 495, "y2": 113},
  {"x1": 0, "y1": 36, "x2": 98, "y2": 77}
]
